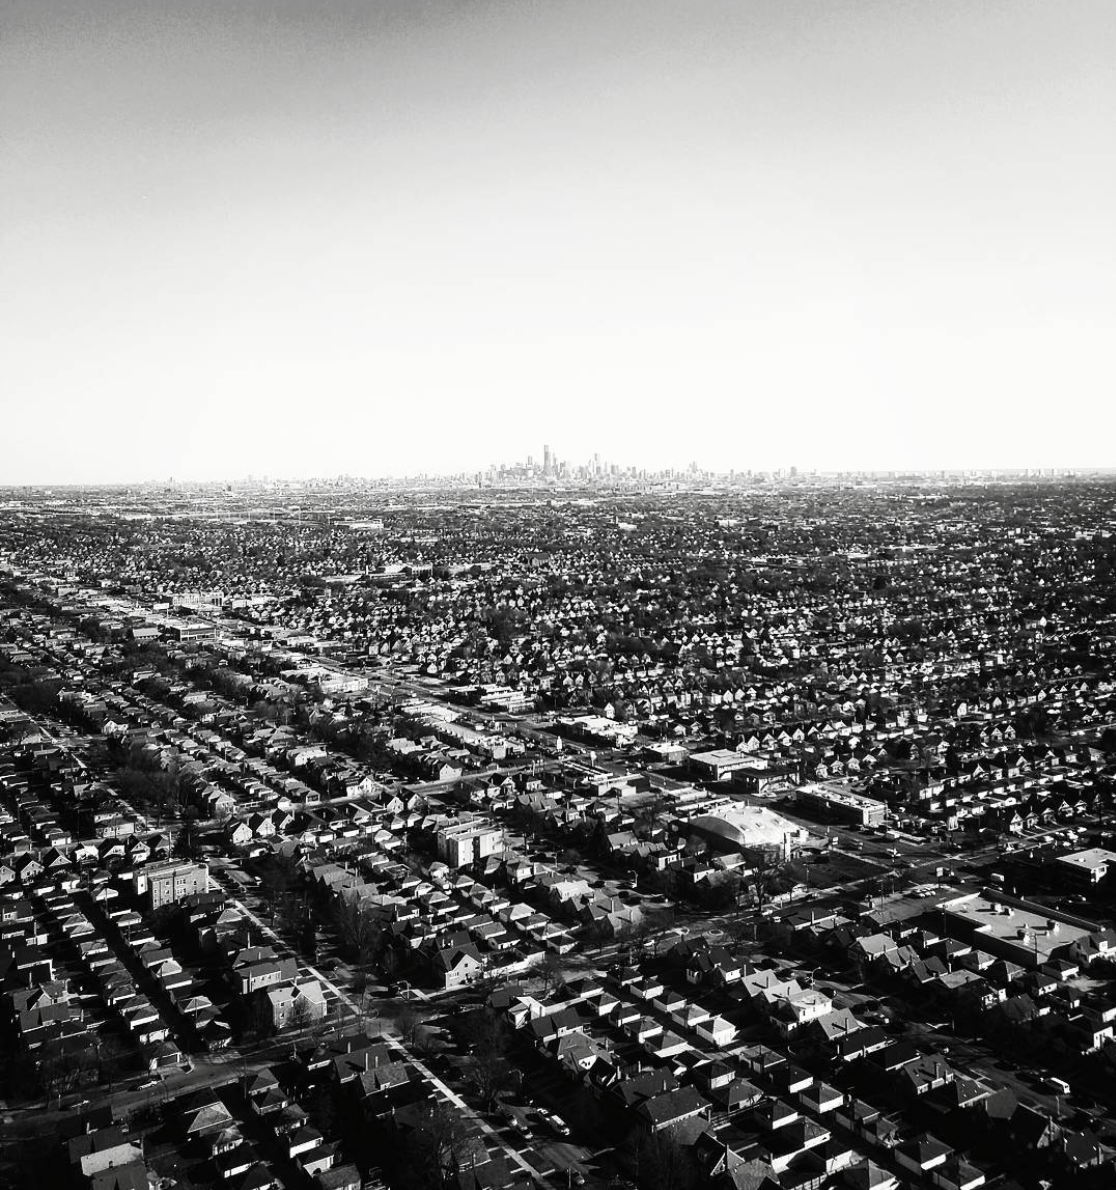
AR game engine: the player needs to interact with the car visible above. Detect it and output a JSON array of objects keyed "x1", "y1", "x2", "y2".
[
  {"x1": 536, "y1": 1108, "x2": 570, "y2": 1136},
  {"x1": 498, "y1": 1105, "x2": 526, "y2": 1131}
]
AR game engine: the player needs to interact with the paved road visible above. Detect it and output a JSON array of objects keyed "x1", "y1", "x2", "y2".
[
  {"x1": 207, "y1": 869, "x2": 560, "y2": 1187},
  {"x1": 310, "y1": 964, "x2": 566, "y2": 1187},
  {"x1": 0, "y1": 1053, "x2": 249, "y2": 1137}
]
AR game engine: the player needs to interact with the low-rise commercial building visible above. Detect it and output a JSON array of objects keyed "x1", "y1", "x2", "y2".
[
  {"x1": 688, "y1": 749, "x2": 754, "y2": 782},
  {"x1": 1055, "y1": 848, "x2": 1116, "y2": 887},
  {"x1": 797, "y1": 781, "x2": 887, "y2": 827}
]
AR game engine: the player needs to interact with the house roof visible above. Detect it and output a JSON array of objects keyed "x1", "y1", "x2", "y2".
[
  {"x1": 897, "y1": 1134, "x2": 953, "y2": 1165},
  {"x1": 89, "y1": 1164, "x2": 148, "y2": 1190},
  {"x1": 635, "y1": 1086, "x2": 711, "y2": 1126},
  {"x1": 842, "y1": 1159, "x2": 898, "y2": 1190}
]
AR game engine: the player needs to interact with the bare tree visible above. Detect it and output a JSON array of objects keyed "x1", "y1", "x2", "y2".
[
  {"x1": 393, "y1": 1003, "x2": 421, "y2": 1046},
  {"x1": 748, "y1": 844, "x2": 787, "y2": 913},
  {"x1": 288, "y1": 994, "x2": 313, "y2": 1037},
  {"x1": 463, "y1": 1050, "x2": 518, "y2": 1110},
  {"x1": 379, "y1": 946, "x2": 400, "y2": 982},
  {"x1": 404, "y1": 1100, "x2": 479, "y2": 1190},
  {"x1": 334, "y1": 899, "x2": 383, "y2": 965},
  {"x1": 536, "y1": 951, "x2": 566, "y2": 998},
  {"x1": 624, "y1": 1124, "x2": 701, "y2": 1190},
  {"x1": 411, "y1": 1023, "x2": 439, "y2": 1057}
]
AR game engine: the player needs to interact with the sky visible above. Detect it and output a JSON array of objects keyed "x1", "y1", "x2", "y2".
[{"x1": 3, "y1": 0, "x2": 1115, "y2": 483}]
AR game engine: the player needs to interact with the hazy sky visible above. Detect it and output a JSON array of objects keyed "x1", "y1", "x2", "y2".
[{"x1": 4, "y1": 0, "x2": 1115, "y2": 483}]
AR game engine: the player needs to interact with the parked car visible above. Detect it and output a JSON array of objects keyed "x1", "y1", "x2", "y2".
[{"x1": 537, "y1": 1108, "x2": 570, "y2": 1137}]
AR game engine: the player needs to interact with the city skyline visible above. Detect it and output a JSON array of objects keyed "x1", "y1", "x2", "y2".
[
  {"x1": 4, "y1": 0, "x2": 1115, "y2": 485},
  {"x1": 1, "y1": 441, "x2": 1110, "y2": 494}
]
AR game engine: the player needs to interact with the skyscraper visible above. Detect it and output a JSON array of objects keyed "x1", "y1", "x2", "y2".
[{"x1": 543, "y1": 444, "x2": 552, "y2": 476}]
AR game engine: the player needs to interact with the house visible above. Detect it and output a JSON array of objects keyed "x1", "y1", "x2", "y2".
[
  {"x1": 1010, "y1": 1103, "x2": 1062, "y2": 1150},
  {"x1": 327, "y1": 1040, "x2": 397, "y2": 1085},
  {"x1": 226, "y1": 820, "x2": 253, "y2": 847},
  {"x1": 215, "y1": 1144, "x2": 262, "y2": 1181},
  {"x1": 769, "y1": 987, "x2": 834, "y2": 1037},
  {"x1": 88, "y1": 1162, "x2": 149, "y2": 1190},
  {"x1": 315, "y1": 1165, "x2": 363, "y2": 1190},
  {"x1": 182, "y1": 1091, "x2": 236, "y2": 1139},
  {"x1": 634, "y1": 1086, "x2": 712, "y2": 1133},
  {"x1": 932, "y1": 1158, "x2": 987, "y2": 1190},
  {"x1": 895, "y1": 1135, "x2": 953, "y2": 1176},
  {"x1": 552, "y1": 1028, "x2": 613, "y2": 1074},
  {"x1": 695, "y1": 1014, "x2": 737, "y2": 1048},
  {"x1": 842, "y1": 1160, "x2": 899, "y2": 1190},
  {"x1": 263, "y1": 979, "x2": 328, "y2": 1032},
  {"x1": 767, "y1": 1116, "x2": 833, "y2": 1174},
  {"x1": 687, "y1": 945, "x2": 745, "y2": 987},
  {"x1": 234, "y1": 955, "x2": 299, "y2": 996},
  {"x1": 286, "y1": 1123, "x2": 328, "y2": 1161},
  {"x1": 243, "y1": 1068, "x2": 287, "y2": 1108},
  {"x1": 290, "y1": 1130, "x2": 331, "y2": 1166},
  {"x1": 1062, "y1": 1131, "x2": 1110, "y2": 1172},
  {"x1": 428, "y1": 941, "x2": 485, "y2": 990},
  {"x1": 67, "y1": 1128, "x2": 144, "y2": 1179},
  {"x1": 771, "y1": 1063, "x2": 813, "y2": 1096},
  {"x1": 709, "y1": 1077, "x2": 765, "y2": 1116},
  {"x1": 808, "y1": 1008, "x2": 862, "y2": 1048},
  {"x1": 799, "y1": 1081, "x2": 845, "y2": 1115}
]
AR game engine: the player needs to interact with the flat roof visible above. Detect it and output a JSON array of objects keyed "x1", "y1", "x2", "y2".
[
  {"x1": 1056, "y1": 848, "x2": 1116, "y2": 871},
  {"x1": 798, "y1": 782, "x2": 885, "y2": 810},
  {"x1": 438, "y1": 820, "x2": 502, "y2": 839},
  {"x1": 942, "y1": 891, "x2": 1093, "y2": 960},
  {"x1": 690, "y1": 749, "x2": 748, "y2": 765}
]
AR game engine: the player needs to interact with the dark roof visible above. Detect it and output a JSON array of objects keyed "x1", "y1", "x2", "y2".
[
  {"x1": 612, "y1": 1067, "x2": 678, "y2": 1106},
  {"x1": 67, "y1": 1127, "x2": 132, "y2": 1162},
  {"x1": 635, "y1": 1086, "x2": 711, "y2": 1126},
  {"x1": 89, "y1": 1164, "x2": 148, "y2": 1190},
  {"x1": 982, "y1": 1087, "x2": 1019, "y2": 1121},
  {"x1": 897, "y1": 1135, "x2": 953, "y2": 1165},
  {"x1": 867, "y1": 1039, "x2": 918, "y2": 1071}
]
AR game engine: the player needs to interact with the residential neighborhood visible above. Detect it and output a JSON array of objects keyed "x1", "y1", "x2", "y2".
[{"x1": 4, "y1": 475, "x2": 1116, "y2": 1190}]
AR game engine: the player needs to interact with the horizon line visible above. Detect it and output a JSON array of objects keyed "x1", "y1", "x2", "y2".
[{"x1": 5, "y1": 464, "x2": 1116, "y2": 492}]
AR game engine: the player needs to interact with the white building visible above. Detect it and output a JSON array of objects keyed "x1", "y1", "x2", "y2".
[{"x1": 436, "y1": 819, "x2": 504, "y2": 869}]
